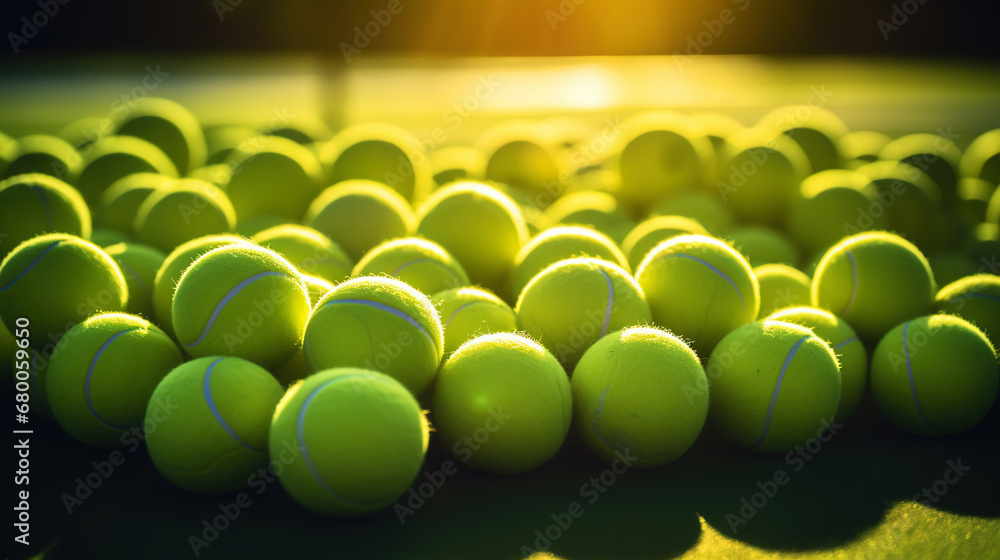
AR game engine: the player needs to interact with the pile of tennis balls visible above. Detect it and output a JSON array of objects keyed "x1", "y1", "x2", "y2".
[{"x1": 2, "y1": 99, "x2": 999, "y2": 517}]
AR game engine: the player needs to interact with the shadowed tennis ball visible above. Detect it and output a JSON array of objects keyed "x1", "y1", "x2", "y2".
[
  {"x1": 304, "y1": 276, "x2": 443, "y2": 396},
  {"x1": 477, "y1": 120, "x2": 562, "y2": 197},
  {"x1": 871, "y1": 314, "x2": 997, "y2": 435},
  {"x1": 635, "y1": 234, "x2": 759, "y2": 358},
  {"x1": 689, "y1": 111, "x2": 744, "y2": 181},
  {"x1": 880, "y1": 133, "x2": 962, "y2": 206},
  {"x1": 652, "y1": 190, "x2": 734, "y2": 235},
  {"x1": 254, "y1": 224, "x2": 354, "y2": 284},
  {"x1": 754, "y1": 264, "x2": 812, "y2": 318},
  {"x1": 152, "y1": 234, "x2": 247, "y2": 338},
  {"x1": 57, "y1": 116, "x2": 104, "y2": 151},
  {"x1": 707, "y1": 320, "x2": 841, "y2": 453},
  {"x1": 104, "y1": 242, "x2": 167, "y2": 318},
  {"x1": 70, "y1": 135, "x2": 178, "y2": 206},
  {"x1": 543, "y1": 190, "x2": 635, "y2": 244},
  {"x1": 305, "y1": 179, "x2": 414, "y2": 261},
  {"x1": 416, "y1": 181, "x2": 528, "y2": 295},
  {"x1": 224, "y1": 135, "x2": 323, "y2": 221},
  {"x1": 960, "y1": 128, "x2": 1000, "y2": 185},
  {"x1": 432, "y1": 287, "x2": 517, "y2": 354},
  {"x1": 432, "y1": 332, "x2": 571, "y2": 475},
  {"x1": 172, "y1": 244, "x2": 310, "y2": 369},
  {"x1": 936, "y1": 274, "x2": 1000, "y2": 354},
  {"x1": 511, "y1": 226, "x2": 630, "y2": 298},
  {"x1": 726, "y1": 227, "x2": 799, "y2": 268},
  {"x1": 1, "y1": 134, "x2": 81, "y2": 179},
  {"x1": 572, "y1": 326, "x2": 708, "y2": 468},
  {"x1": 232, "y1": 215, "x2": 292, "y2": 237},
  {"x1": 766, "y1": 306, "x2": 867, "y2": 420},
  {"x1": 789, "y1": 169, "x2": 889, "y2": 255},
  {"x1": 135, "y1": 178, "x2": 236, "y2": 253},
  {"x1": 46, "y1": 313, "x2": 183, "y2": 448},
  {"x1": 301, "y1": 274, "x2": 334, "y2": 307},
  {"x1": 187, "y1": 163, "x2": 231, "y2": 187},
  {"x1": 856, "y1": 160, "x2": 955, "y2": 253},
  {"x1": 204, "y1": 125, "x2": 258, "y2": 165},
  {"x1": 270, "y1": 368, "x2": 426, "y2": 516},
  {"x1": 97, "y1": 172, "x2": 172, "y2": 234},
  {"x1": 90, "y1": 228, "x2": 130, "y2": 247},
  {"x1": 112, "y1": 97, "x2": 207, "y2": 174},
  {"x1": 429, "y1": 146, "x2": 486, "y2": 186},
  {"x1": 954, "y1": 178, "x2": 995, "y2": 227},
  {"x1": 757, "y1": 105, "x2": 849, "y2": 172},
  {"x1": 718, "y1": 128, "x2": 811, "y2": 225},
  {"x1": 0, "y1": 234, "x2": 128, "y2": 346},
  {"x1": 621, "y1": 216, "x2": 709, "y2": 270},
  {"x1": 812, "y1": 231, "x2": 935, "y2": 342},
  {"x1": 839, "y1": 131, "x2": 891, "y2": 167},
  {"x1": 265, "y1": 114, "x2": 333, "y2": 145},
  {"x1": 145, "y1": 356, "x2": 284, "y2": 494},
  {"x1": 516, "y1": 257, "x2": 652, "y2": 368},
  {"x1": 988, "y1": 185, "x2": 1000, "y2": 228},
  {"x1": 0, "y1": 173, "x2": 91, "y2": 258},
  {"x1": 927, "y1": 253, "x2": 980, "y2": 288},
  {"x1": 0, "y1": 131, "x2": 12, "y2": 173},
  {"x1": 352, "y1": 237, "x2": 469, "y2": 296},
  {"x1": 321, "y1": 123, "x2": 432, "y2": 203}
]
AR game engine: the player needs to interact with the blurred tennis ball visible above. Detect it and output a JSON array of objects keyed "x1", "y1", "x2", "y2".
[
  {"x1": 104, "y1": 242, "x2": 167, "y2": 318},
  {"x1": 223, "y1": 135, "x2": 323, "y2": 221},
  {"x1": 135, "y1": 178, "x2": 237, "y2": 253},
  {"x1": 719, "y1": 127, "x2": 811, "y2": 225},
  {"x1": 511, "y1": 225, "x2": 629, "y2": 299},
  {"x1": 70, "y1": 136, "x2": 178, "y2": 206},
  {"x1": 754, "y1": 264, "x2": 811, "y2": 318},
  {"x1": 305, "y1": 179, "x2": 414, "y2": 261},
  {"x1": 757, "y1": 105, "x2": 849, "y2": 172},
  {"x1": 960, "y1": 128, "x2": 1000, "y2": 185},
  {"x1": 320, "y1": 123, "x2": 432, "y2": 203},
  {"x1": 254, "y1": 224, "x2": 354, "y2": 284},
  {"x1": 1, "y1": 134, "x2": 81, "y2": 180},
  {"x1": 97, "y1": 172, "x2": 172, "y2": 235},
  {"x1": 789, "y1": 169, "x2": 889, "y2": 255},
  {"x1": 203, "y1": 125, "x2": 257, "y2": 164},
  {"x1": 839, "y1": 130, "x2": 891, "y2": 169},
  {"x1": 726, "y1": 226, "x2": 799, "y2": 268},
  {"x1": 265, "y1": 114, "x2": 333, "y2": 145},
  {"x1": 543, "y1": 190, "x2": 634, "y2": 244},
  {"x1": 477, "y1": 120, "x2": 562, "y2": 197},
  {"x1": 432, "y1": 287, "x2": 517, "y2": 354},
  {"x1": 112, "y1": 97, "x2": 207, "y2": 174},
  {"x1": 352, "y1": 237, "x2": 469, "y2": 295},
  {"x1": 0, "y1": 173, "x2": 91, "y2": 259},
  {"x1": 621, "y1": 215, "x2": 709, "y2": 270},
  {"x1": 880, "y1": 133, "x2": 962, "y2": 207},
  {"x1": 651, "y1": 190, "x2": 734, "y2": 235},
  {"x1": 429, "y1": 146, "x2": 486, "y2": 186}
]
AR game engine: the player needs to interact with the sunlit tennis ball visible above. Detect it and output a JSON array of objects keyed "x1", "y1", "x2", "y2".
[
  {"x1": 789, "y1": 169, "x2": 888, "y2": 255},
  {"x1": 265, "y1": 114, "x2": 333, "y2": 145},
  {"x1": 477, "y1": 120, "x2": 562, "y2": 197},
  {"x1": 757, "y1": 105, "x2": 849, "y2": 172},
  {"x1": 70, "y1": 136, "x2": 178, "y2": 206},
  {"x1": 134, "y1": 178, "x2": 237, "y2": 253},
  {"x1": 187, "y1": 163, "x2": 231, "y2": 187},
  {"x1": 871, "y1": 314, "x2": 997, "y2": 435},
  {"x1": 812, "y1": 231, "x2": 935, "y2": 342},
  {"x1": 726, "y1": 226, "x2": 799, "y2": 268},
  {"x1": 838, "y1": 130, "x2": 891, "y2": 168},
  {"x1": 543, "y1": 190, "x2": 634, "y2": 244},
  {"x1": 689, "y1": 111, "x2": 744, "y2": 181},
  {"x1": 320, "y1": 123, "x2": 432, "y2": 203},
  {"x1": 0, "y1": 173, "x2": 91, "y2": 259},
  {"x1": 430, "y1": 146, "x2": 486, "y2": 186},
  {"x1": 651, "y1": 190, "x2": 734, "y2": 235},
  {"x1": 718, "y1": 127, "x2": 811, "y2": 225},
  {"x1": 960, "y1": 128, "x2": 1000, "y2": 185},
  {"x1": 112, "y1": 97, "x2": 207, "y2": 174},
  {"x1": 635, "y1": 234, "x2": 759, "y2": 358},
  {"x1": 254, "y1": 224, "x2": 354, "y2": 284},
  {"x1": 97, "y1": 172, "x2": 172, "y2": 235},
  {"x1": 416, "y1": 181, "x2": 528, "y2": 295},
  {"x1": 766, "y1": 306, "x2": 868, "y2": 420},
  {"x1": 935, "y1": 274, "x2": 1000, "y2": 354},
  {"x1": 1, "y1": 134, "x2": 81, "y2": 179},
  {"x1": 57, "y1": 117, "x2": 104, "y2": 151},
  {"x1": 104, "y1": 242, "x2": 167, "y2": 319},
  {"x1": 706, "y1": 320, "x2": 841, "y2": 454},
  {"x1": 301, "y1": 274, "x2": 334, "y2": 307},
  {"x1": 511, "y1": 225, "x2": 629, "y2": 299},
  {"x1": 352, "y1": 237, "x2": 469, "y2": 296},
  {"x1": 432, "y1": 287, "x2": 517, "y2": 354},
  {"x1": 516, "y1": 257, "x2": 652, "y2": 368},
  {"x1": 223, "y1": 135, "x2": 323, "y2": 221},
  {"x1": 754, "y1": 264, "x2": 812, "y2": 318},
  {"x1": 621, "y1": 216, "x2": 709, "y2": 270},
  {"x1": 304, "y1": 179, "x2": 414, "y2": 261},
  {"x1": 46, "y1": 312, "x2": 183, "y2": 448},
  {"x1": 203, "y1": 125, "x2": 257, "y2": 165},
  {"x1": 433, "y1": 332, "x2": 571, "y2": 475},
  {"x1": 880, "y1": 133, "x2": 963, "y2": 206}
]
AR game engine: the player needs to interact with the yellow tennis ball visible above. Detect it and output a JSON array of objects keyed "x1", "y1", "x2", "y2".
[
  {"x1": 103, "y1": 242, "x2": 167, "y2": 319},
  {"x1": 321, "y1": 123, "x2": 433, "y2": 203},
  {"x1": 812, "y1": 231, "x2": 935, "y2": 342},
  {"x1": 621, "y1": 215, "x2": 709, "y2": 270},
  {"x1": 70, "y1": 136, "x2": 178, "y2": 206},
  {"x1": 789, "y1": 169, "x2": 889, "y2": 255},
  {"x1": 757, "y1": 105, "x2": 849, "y2": 172},
  {"x1": 429, "y1": 145, "x2": 486, "y2": 186},
  {"x1": 707, "y1": 320, "x2": 841, "y2": 454},
  {"x1": 510, "y1": 225, "x2": 629, "y2": 299},
  {"x1": 871, "y1": 314, "x2": 997, "y2": 435},
  {"x1": 572, "y1": 326, "x2": 708, "y2": 468},
  {"x1": 542, "y1": 190, "x2": 634, "y2": 244},
  {"x1": 635, "y1": 234, "x2": 759, "y2": 358},
  {"x1": 718, "y1": 128, "x2": 811, "y2": 225},
  {"x1": 2, "y1": 134, "x2": 81, "y2": 179},
  {"x1": 432, "y1": 287, "x2": 517, "y2": 354},
  {"x1": 838, "y1": 130, "x2": 891, "y2": 168},
  {"x1": 304, "y1": 179, "x2": 415, "y2": 261},
  {"x1": 766, "y1": 306, "x2": 868, "y2": 420},
  {"x1": 254, "y1": 224, "x2": 354, "y2": 284},
  {"x1": 301, "y1": 274, "x2": 334, "y2": 307},
  {"x1": 224, "y1": 135, "x2": 323, "y2": 221},
  {"x1": 97, "y1": 172, "x2": 171, "y2": 234},
  {"x1": 46, "y1": 313, "x2": 183, "y2": 448},
  {"x1": 112, "y1": 97, "x2": 207, "y2": 174},
  {"x1": 432, "y1": 332, "x2": 571, "y2": 474},
  {"x1": 935, "y1": 274, "x2": 1000, "y2": 355},
  {"x1": 652, "y1": 190, "x2": 734, "y2": 236},
  {"x1": 172, "y1": 243, "x2": 310, "y2": 369},
  {"x1": 754, "y1": 264, "x2": 812, "y2": 318},
  {"x1": 477, "y1": 120, "x2": 562, "y2": 197},
  {"x1": 232, "y1": 215, "x2": 294, "y2": 237},
  {"x1": 352, "y1": 237, "x2": 469, "y2": 296},
  {"x1": 880, "y1": 133, "x2": 962, "y2": 206},
  {"x1": 135, "y1": 178, "x2": 237, "y2": 253},
  {"x1": 0, "y1": 173, "x2": 91, "y2": 259},
  {"x1": 726, "y1": 226, "x2": 799, "y2": 268},
  {"x1": 960, "y1": 128, "x2": 1000, "y2": 185},
  {"x1": 516, "y1": 257, "x2": 651, "y2": 368}
]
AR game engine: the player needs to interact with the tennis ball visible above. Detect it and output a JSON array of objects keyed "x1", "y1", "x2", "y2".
[
  {"x1": 719, "y1": 128, "x2": 811, "y2": 225},
  {"x1": 812, "y1": 231, "x2": 935, "y2": 342},
  {"x1": 988, "y1": 185, "x2": 1000, "y2": 229},
  {"x1": 754, "y1": 264, "x2": 812, "y2": 318},
  {"x1": 766, "y1": 306, "x2": 867, "y2": 420},
  {"x1": 135, "y1": 178, "x2": 237, "y2": 253},
  {"x1": 856, "y1": 160, "x2": 955, "y2": 253},
  {"x1": 511, "y1": 226, "x2": 630, "y2": 298},
  {"x1": 232, "y1": 215, "x2": 293, "y2": 237},
  {"x1": 97, "y1": 172, "x2": 171, "y2": 234},
  {"x1": 757, "y1": 105, "x2": 849, "y2": 172},
  {"x1": 145, "y1": 356, "x2": 284, "y2": 494},
  {"x1": 56, "y1": 116, "x2": 103, "y2": 151},
  {"x1": 621, "y1": 216, "x2": 709, "y2": 270},
  {"x1": 152, "y1": 234, "x2": 247, "y2": 337},
  {"x1": 271, "y1": 348, "x2": 309, "y2": 387},
  {"x1": 789, "y1": 169, "x2": 889, "y2": 255},
  {"x1": 46, "y1": 313, "x2": 183, "y2": 448},
  {"x1": 223, "y1": 135, "x2": 323, "y2": 221},
  {"x1": 571, "y1": 326, "x2": 708, "y2": 468},
  {"x1": 871, "y1": 314, "x2": 997, "y2": 435},
  {"x1": 303, "y1": 276, "x2": 444, "y2": 396},
  {"x1": 269, "y1": 368, "x2": 426, "y2": 516},
  {"x1": 432, "y1": 332, "x2": 571, "y2": 474},
  {"x1": 689, "y1": 112, "x2": 744, "y2": 179},
  {"x1": 960, "y1": 128, "x2": 1000, "y2": 185},
  {"x1": 880, "y1": 133, "x2": 962, "y2": 206},
  {"x1": 0, "y1": 173, "x2": 91, "y2": 259},
  {"x1": 204, "y1": 125, "x2": 258, "y2": 164},
  {"x1": 352, "y1": 237, "x2": 469, "y2": 296},
  {"x1": 320, "y1": 123, "x2": 433, "y2": 203},
  {"x1": 2, "y1": 134, "x2": 81, "y2": 179},
  {"x1": 927, "y1": 253, "x2": 980, "y2": 288},
  {"x1": 90, "y1": 229, "x2": 130, "y2": 247},
  {"x1": 635, "y1": 234, "x2": 759, "y2": 358},
  {"x1": 936, "y1": 274, "x2": 1000, "y2": 354},
  {"x1": 70, "y1": 136, "x2": 178, "y2": 206},
  {"x1": 707, "y1": 320, "x2": 841, "y2": 453},
  {"x1": 516, "y1": 257, "x2": 651, "y2": 368},
  {"x1": 838, "y1": 131, "x2": 891, "y2": 167},
  {"x1": 104, "y1": 242, "x2": 167, "y2": 318},
  {"x1": 0, "y1": 234, "x2": 128, "y2": 346},
  {"x1": 727, "y1": 227, "x2": 799, "y2": 269},
  {"x1": 265, "y1": 114, "x2": 333, "y2": 145},
  {"x1": 301, "y1": 274, "x2": 334, "y2": 307},
  {"x1": 652, "y1": 190, "x2": 734, "y2": 235},
  {"x1": 429, "y1": 146, "x2": 486, "y2": 186},
  {"x1": 305, "y1": 179, "x2": 414, "y2": 261},
  {"x1": 415, "y1": 181, "x2": 528, "y2": 294},
  {"x1": 172, "y1": 243, "x2": 310, "y2": 369},
  {"x1": 254, "y1": 224, "x2": 354, "y2": 284},
  {"x1": 188, "y1": 163, "x2": 232, "y2": 187},
  {"x1": 955, "y1": 178, "x2": 995, "y2": 227},
  {"x1": 542, "y1": 190, "x2": 634, "y2": 244},
  {"x1": 112, "y1": 97, "x2": 207, "y2": 174},
  {"x1": 432, "y1": 287, "x2": 517, "y2": 354},
  {"x1": 477, "y1": 120, "x2": 562, "y2": 197}
]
